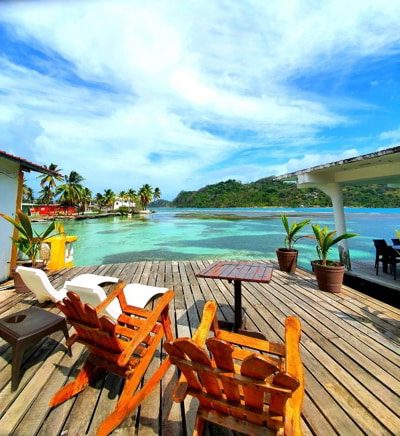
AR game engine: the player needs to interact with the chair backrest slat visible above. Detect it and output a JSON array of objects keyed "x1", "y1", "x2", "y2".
[
  {"x1": 163, "y1": 342, "x2": 203, "y2": 391},
  {"x1": 173, "y1": 338, "x2": 222, "y2": 399},
  {"x1": 206, "y1": 338, "x2": 241, "y2": 404},
  {"x1": 240, "y1": 354, "x2": 280, "y2": 424},
  {"x1": 164, "y1": 305, "x2": 304, "y2": 435},
  {"x1": 373, "y1": 239, "x2": 388, "y2": 255},
  {"x1": 57, "y1": 291, "x2": 123, "y2": 354},
  {"x1": 63, "y1": 292, "x2": 102, "y2": 347}
]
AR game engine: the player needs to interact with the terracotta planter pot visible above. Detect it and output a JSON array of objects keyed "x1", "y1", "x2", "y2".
[
  {"x1": 11, "y1": 261, "x2": 45, "y2": 293},
  {"x1": 312, "y1": 261, "x2": 345, "y2": 293},
  {"x1": 11, "y1": 268, "x2": 30, "y2": 294},
  {"x1": 276, "y1": 249, "x2": 298, "y2": 273}
]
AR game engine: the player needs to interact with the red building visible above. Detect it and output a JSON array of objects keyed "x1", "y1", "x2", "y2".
[{"x1": 30, "y1": 204, "x2": 78, "y2": 216}]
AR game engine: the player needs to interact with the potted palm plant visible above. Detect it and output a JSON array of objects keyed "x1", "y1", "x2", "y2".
[
  {"x1": 311, "y1": 224, "x2": 357, "y2": 293},
  {"x1": 0, "y1": 210, "x2": 56, "y2": 292},
  {"x1": 276, "y1": 215, "x2": 311, "y2": 273}
]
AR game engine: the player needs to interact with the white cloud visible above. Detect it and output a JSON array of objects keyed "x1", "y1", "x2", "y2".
[
  {"x1": 1, "y1": 0, "x2": 400, "y2": 198},
  {"x1": 379, "y1": 127, "x2": 400, "y2": 141}
]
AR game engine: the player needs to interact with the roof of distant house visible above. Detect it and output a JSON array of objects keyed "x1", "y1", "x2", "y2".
[{"x1": 0, "y1": 149, "x2": 59, "y2": 175}]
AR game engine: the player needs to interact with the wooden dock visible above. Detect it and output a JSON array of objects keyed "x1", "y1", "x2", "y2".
[
  {"x1": 0, "y1": 260, "x2": 399, "y2": 435},
  {"x1": 348, "y1": 259, "x2": 400, "y2": 291}
]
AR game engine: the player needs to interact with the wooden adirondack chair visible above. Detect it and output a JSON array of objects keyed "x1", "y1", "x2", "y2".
[
  {"x1": 50, "y1": 282, "x2": 175, "y2": 436},
  {"x1": 164, "y1": 301, "x2": 304, "y2": 436}
]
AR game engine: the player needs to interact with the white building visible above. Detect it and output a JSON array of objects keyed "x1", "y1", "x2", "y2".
[
  {"x1": 113, "y1": 198, "x2": 135, "y2": 210},
  {"x1": 0, "y1": 150, "x2": 55, "y2": 282}
]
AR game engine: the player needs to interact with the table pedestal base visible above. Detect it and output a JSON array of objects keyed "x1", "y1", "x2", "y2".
[{"x1": 195, "y1": 262, "x2": 273, "y2": 342}]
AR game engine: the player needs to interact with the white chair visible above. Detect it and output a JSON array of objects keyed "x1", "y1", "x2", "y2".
[
  {"x1": 16, "y1": 266, "x2": 169, "y2": 319},
  {"x1": 15, "y1": 266, "x2": 118, "y2": 304},
  {"x1": 64, "y1": 281, "x2": 169, "y2": 320}
]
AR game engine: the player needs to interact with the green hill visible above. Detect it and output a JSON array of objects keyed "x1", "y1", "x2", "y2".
[
  {"x1": 172, "y1": 178, "x2": 400, "y2": 208},
  {"x1": 149, "y1": 199, "x2": 173, "y2": 207}
]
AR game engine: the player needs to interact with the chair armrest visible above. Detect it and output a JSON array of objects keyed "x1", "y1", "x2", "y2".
[
  {"x1": 216, "y1": 330, "x2": 285, "y2": 356},
  {"x1": 283, "y1": 316, "x2": 303, "y2": 436},
  {"x1": 175, "y1": 301, "x2": 218, "y2": 398},
  {"x1": 95, "y1": 281, "x2": 125, "y2": 314},
  {"x1": 118, "y1": 290, "x2": 175, "y2": 366},
  {"x1": 192, "y1": 301, "x2": 218, "y2": 346},
  {"x1": 120, "y1": 305, "x2": 152, "y2": 318}
]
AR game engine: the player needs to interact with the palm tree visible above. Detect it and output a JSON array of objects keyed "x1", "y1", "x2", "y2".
[
  {"x1": 37, "y1": 163, "x2": 63, "y2": 203},
  {"x1": 22, "y1": 177, "x2": 34, "y2": 203},
  {"x1": 153, "y1": 187, "x2": 161, "y2": 200},
  {"x1": 95, "y1": 192, "x2": 104, "y2": 212},
  {"x1": 56, "y1": 171, "x2": 85, "y2": 209},
  {"x1": 80, "y1": 187, "x2": 92, "y2": 214},
  {"x1": 126, "y1": 188, "x2": 137, "y2": 211},
  {"x1": 103, "y1": 189, "x2": 116, "y2": 212},
  {"x1": 127, "y1": 189, "x2": 136, "y2": 201},
  {"x1": 38, "y1": 186, "x2": 54, "y2": 205},
  {"x1": 138, "y1": 184, "x2": 153, "y2": 210},
  {"x1": 119, "y1": 190, "x2": 127, "y2": 200}
]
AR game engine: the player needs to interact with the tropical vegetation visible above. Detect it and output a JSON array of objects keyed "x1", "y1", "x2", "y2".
[
  {"x1": 22, "y1": 177, "x2": 34, "y2": 203},
  {"x1": 0, "y1": 210, "x2": 57, "y2": 267},
  {"x1": 38, "y1": 185, "x2": 54, "y2": 204},
  {"x1": 80, "y1": 187, "x2": 93, "y2": 214},
  {"x1": 280, "y1": 215, "x2": 311, "y2": 250},
  {"x1": 138, "y1": 184, "x2": 153, "y2": 210},
  {"x1": 24, "y1": 164, "x2": 162, "y2": 216},
  {"x1": 37, "y1": 163, "x2": 63, "y2": 205},
  {"x1": 172, "y1": 178, "x2": 400, "y2": 208},
  {"x1": 311, "y1": 225, "x2": 357, "y2": 265},
  {"x1": 56, "y1": 171, "x2": 85, "y2": 207}
]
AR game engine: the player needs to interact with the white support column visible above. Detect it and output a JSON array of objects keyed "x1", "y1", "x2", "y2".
[{"x1": 319, "y1": 183, "x2": 351, "y2": 269}]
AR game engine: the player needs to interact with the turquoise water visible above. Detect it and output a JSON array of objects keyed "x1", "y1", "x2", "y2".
[{"x1": 34, "y1": 208, "x2": 400, "y2": 270}]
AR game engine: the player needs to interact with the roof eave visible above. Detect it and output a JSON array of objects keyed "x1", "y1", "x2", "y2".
[
  {"x1": 275, "y1": 145, "x2": 400, "y2": 181},
  {"x1": 0, "y1": 149, "x2": 59, "y2": 176}
]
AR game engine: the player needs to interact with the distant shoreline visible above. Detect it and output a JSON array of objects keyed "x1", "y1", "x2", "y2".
[
  {"x1": 30, "y1": 210, "x2": 154, "y2": 222},
  {"x1": 30, "y1": 206, "x2": 400, "y2": 223}
]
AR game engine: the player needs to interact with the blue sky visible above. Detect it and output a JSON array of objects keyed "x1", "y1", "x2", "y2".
[{"x1": 0, "y1": 1, "x2": 399, "y2": 200}]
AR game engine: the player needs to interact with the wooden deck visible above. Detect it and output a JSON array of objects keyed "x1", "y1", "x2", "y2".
[
  {"x1": 349, "y1": 259, "x2": 400, "y2": 292},
  {"x1": 0, "y1": 260, "x2": 400, "y2": 435}
]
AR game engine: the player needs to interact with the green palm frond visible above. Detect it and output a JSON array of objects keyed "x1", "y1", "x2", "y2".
[
  {"x1": 17, "y1": 210, "x2": 33, "y2": 240},
  {"x1": 281, "y1": 214, "x2": 311, "y2": 249},
  {"x1": 1, "y1": 210, "x2": 56, "y2": 266},
  {"x1": 312, "y1": 224, "x2": 357, "y2": 265},
  {"x1": 0, "y1": 212, "x2": 26, "y2": 236}
]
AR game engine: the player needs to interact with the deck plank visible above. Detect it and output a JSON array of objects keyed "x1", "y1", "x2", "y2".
[
  {"x1": 136, "y1": 260, "x2": 162, "y2": 436},
  {"x1": 0, "y1": 260, "x2": 399, "y2": 435},
  {"x1": 245, "y1": 272, "x2": 399, "y2": 433}
]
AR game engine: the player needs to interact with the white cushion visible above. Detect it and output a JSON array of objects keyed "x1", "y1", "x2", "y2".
[
  {"x1": 16, "y1": 266, "x2": 60, "y2": 303},
  {"x1": 15, "y1": 267, "x2": 124, "y2": 318},
  {"x1": 123, "y1": 283, "x2": 169, "y2": 308},
  {"x1": 68, "y1": 274, "x2": 119, "y2": 287},
  {"x1": 64, "y1": 281, "x2": 122, "y2": 320},
  {"x1": 16, "y1": 266, "x2": 169, "y2": 320}
]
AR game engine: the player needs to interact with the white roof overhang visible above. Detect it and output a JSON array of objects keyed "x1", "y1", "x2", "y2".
[{"x1": 276, "y1": 146, "x2": 400, "y2": 188}]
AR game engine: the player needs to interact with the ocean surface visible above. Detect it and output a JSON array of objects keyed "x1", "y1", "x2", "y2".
[{"x1": 34, "y1": 207, "x2": 400, "y2": 270}]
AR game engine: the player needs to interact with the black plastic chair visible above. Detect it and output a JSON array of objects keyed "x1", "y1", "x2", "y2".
[
  {"x1": 373, "y1": 239, "x2": 390, "y2": 275},
  {"x1": 387, "y1": 246, "x2": 400, "y2": 280}
]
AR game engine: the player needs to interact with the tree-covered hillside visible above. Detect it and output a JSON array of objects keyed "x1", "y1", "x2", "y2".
[
  {"x1": 149, "y1": 199, "x2": 173, "y2": 207},
  {"x1": 172, "y1": 178, "x2": 400, "y2": 208}
]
